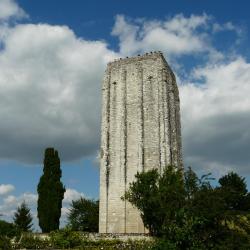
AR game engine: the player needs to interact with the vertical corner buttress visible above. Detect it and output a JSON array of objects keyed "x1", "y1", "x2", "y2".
[
  {"x1": 137, "y1": 65, "x2": 144, "y2": 173},
  {"x1": 162, "y1": 68, "x2": 172, "y2": 166},
  {"x1": 157, "y1": 68, "x2": 166, "y2": 174},
  {"x1": 174, "y1": 82, "x2": 183, "y2": 169},
  {"x1": 100, "y1": 68, "x2": 111, "y2": 233},
  {"x1": 168, "y1": 71, "x2": 181, "y2": 168},
  {"x1": 120, "y1": 68, "x2": 127, "y2": 232}
]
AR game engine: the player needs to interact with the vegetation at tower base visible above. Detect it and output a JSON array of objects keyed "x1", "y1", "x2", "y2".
[
  {"x1": 13, "y1": 201, "x2": 33, "y2": 232},
  {"x1": 37, "y1": 148, "x2": 65, "y2": 233},
  {"x1": 0, "y1": 220, "x2": 20, "y2": 249},
  {"x1": 12, "y1": 229, "x2": 153, "y2": 249},
  {"x1": 0, "y1": 220, "x2": 19, "y2": 237},
  {"x1": 123, "y1": 165, "x2": 185, "y2": 236},
  {"x1": 67, "y1": 197, "x2": 99, "y2": 232},
  {"x1": 124, "y1": 165, "x2": 250, "y2": 249}
]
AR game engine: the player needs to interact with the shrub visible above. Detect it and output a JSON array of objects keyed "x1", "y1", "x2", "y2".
[
  {"x1": 13, "y1": 233, "x2": 50, "y2": 249},
  {"x1": 67, "y1": 197, "x2": 99, "y2": 232},
  {"x1": 124, "y1": 166, "x2": 250, "y2": 249},
  {"x1": 151, "y1": 238, "x2": 177, "y2": 250},
  {"x1": 50, "y1": 228, "x2": 82, "y2": 248},
  {"x1": 0, "y1": 236, "x2": 11, "y2": 250},
  {"x1": 0, "y1": 219, "x2": 19, "y2": 238},
  {"x1": 124, "y1": 166, "x2": 186, "y2": 236}
]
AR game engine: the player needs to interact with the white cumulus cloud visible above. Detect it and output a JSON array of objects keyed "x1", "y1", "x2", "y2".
[
  {"x1": 112, "y1": 14, "x2": 217, "y2": 58},
  {"x1": 112, "y1": 14, "x2": 249, "y2": 176},
  {"x1": 0, "y1": 0, "x2": 27, "y2": 21},
  {"x1": 180, "y1": 57, "x2": 250, "y2": 175},
  {"x1": 63, "y1": 188, "x2": 85, "y2": 204},
  {"x1": 0, "y1": 22, "x2": 118, "y2": 163},
  {"x1": 0, "y1": 184, "x2": 15, "y2": 195},
  {"x1": 0, "y1": 192, "x2": 37, "y2": 218},
  {"x1": 0, "y1": 1, "x2": 248, "y2": 181}
]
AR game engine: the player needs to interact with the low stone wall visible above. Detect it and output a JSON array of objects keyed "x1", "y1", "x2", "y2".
[
  {"x1": 87, "y1": 233, "x2": 152, "y2": 241},
  {"x1": 34, "y1": 232, "x2": 152, "y2": 241}
]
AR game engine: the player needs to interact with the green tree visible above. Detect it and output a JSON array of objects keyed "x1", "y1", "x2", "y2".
[
  {"x1": 0, "y1": 219, "x2": 19, "y2": 237},
  {"x1": 67, "y1": 197, "x2": 99, "y2": 232},
  {"x1": 13, "y1": 201, "x2": 33, "y2": 232},
  {"x1": 218, "y1": 172, "x2": 250, "y2": 241},
  {"x1": 0, "y1": 219, "x2": 20, "y2": 249},
  {"x1": 124, "y1": 166, "x2": 185, "y2": 236},
  {"x1": 37, "y1": 148, "x2": 65, "y2": 233},
  {"x1": 124, "y1": 166, "x2": 250, "y2": 249},
  {"x1": 219, "y1": 172, "x2": 250, "y2": 211}
]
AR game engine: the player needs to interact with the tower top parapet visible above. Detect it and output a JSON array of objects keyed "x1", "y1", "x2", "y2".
[{"x1": 108, "y1": 51, "x2": 168, "y2": 67}]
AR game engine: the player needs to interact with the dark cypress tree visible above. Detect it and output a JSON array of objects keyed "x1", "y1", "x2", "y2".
[
  {"x1": 37, "y1": 148, "x2": 65, "y2": 232},
  {"x1": 13, "y1": 201, "x2": 33, "y2": 232}
]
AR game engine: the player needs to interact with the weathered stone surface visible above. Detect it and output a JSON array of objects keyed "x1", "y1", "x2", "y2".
[{"x1": 99, "y1": 52, "x2": 183, "y2": 233}]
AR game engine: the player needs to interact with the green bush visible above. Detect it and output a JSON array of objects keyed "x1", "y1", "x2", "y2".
[
  {"x1": 0, "y1": 236, "x2": 12, "y2": 250},
  {"x1": 124, "y1": 166, "x2": 250, "y2": 248},
  {"x1": 81, "y1": 238, "x2": 121, "y2": 247},
  {"x1": 126, "y1": 239, "x2": 154, "y2": 250},
  {"x1": 212, "y1": 229, "x2": 250, "y2": 250},
  {"x1": 80, "y1": 238, "x2": 153, "y2": 249},
  {"x1": 13, "y1": 233, "x2": 50, "y2": 249},
  {"x1": 8, "y1": 229, "x2": 154, "y2": 250},
  {"x1": 152, "y1": 238, "x2": 177, "y2": 250},
  {"x1": 50, "y1": 228, "x2": 82, "y2": 248},
  {"x1": 0, "y1": 219, "x2": 20, "y2": 238},
  {"x1": 67, "y1": 197, "x2": 99, "y2": 232}
]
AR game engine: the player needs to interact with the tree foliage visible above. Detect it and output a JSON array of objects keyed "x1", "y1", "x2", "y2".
[
  {"x1": 67, "y1": 197, "x2": 99, "y2": 232},
  {"x1": 124, "y1": 166, "x2": 250, "y2": 249},
  {"x1": 0, "y1": 219, "x2": 19, "y2": 237},
  {"x1": 13, "y1": 201, "x2": 33, "y2": 232},
  {"x1": 37, "y1": 148, "x2": 65, "y2": 233},
  {"x1": 124, "y1": 166, "x2": 185, "y2": 236}
]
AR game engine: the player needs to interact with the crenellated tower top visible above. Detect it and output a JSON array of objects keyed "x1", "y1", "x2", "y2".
[{"x1": 107, "y1": 51, "x2": 168, "y2": 66}]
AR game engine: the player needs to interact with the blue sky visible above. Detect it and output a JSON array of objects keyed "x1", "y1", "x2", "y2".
[{"x1": 0, "y1": 0, "x2": 250, "y2": 230}]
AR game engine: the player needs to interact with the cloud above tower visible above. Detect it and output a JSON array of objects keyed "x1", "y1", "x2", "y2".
[
  {"x1": 0, "y1": 21, "x2": 117, "y2": 163},
  {"x1": 180, "y1": 57, "x2": 250, "y2": 175},
  {"x1": 111, "y1": 14, "x2": 231, "y2": 61},
  {"x1": 0, "y1": 0, "x2": 249, "y2": 178},
  {"x1": 0, "y1": 0, "x2": 27, "y2": 21},
  {"x1": 111, "y1": 14, "x2": 250, "y2": 175}
]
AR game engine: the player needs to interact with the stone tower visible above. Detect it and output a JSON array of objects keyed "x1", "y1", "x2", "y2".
[{"x1": 99, "y1": 52, "x2": 182, "y2": 234}]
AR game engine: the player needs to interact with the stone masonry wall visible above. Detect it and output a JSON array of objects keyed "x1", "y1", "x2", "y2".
[{"x1": 99, "y1": 52, "x2": 183, "y2": 233}]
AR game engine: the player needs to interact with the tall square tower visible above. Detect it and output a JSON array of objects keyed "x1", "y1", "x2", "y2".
[{"x1": 99, "y1": 52, "x2": 182, "y2": 233}]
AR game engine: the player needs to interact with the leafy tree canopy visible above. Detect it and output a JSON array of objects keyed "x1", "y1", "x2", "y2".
[
  {"x1": 67, "y1": 197, "x2": 99, "y2": 232},
  {"x1": 124, "y1": 166, "x2": 250, "y2": 249},
  {"x1": 0, "y1": 219, "x2": 19, "y2": 237}
]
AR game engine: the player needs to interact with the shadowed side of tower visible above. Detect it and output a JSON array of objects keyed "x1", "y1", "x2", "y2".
[{"x1": 99, "y1": 52, "x2": 183, "y2": 233}]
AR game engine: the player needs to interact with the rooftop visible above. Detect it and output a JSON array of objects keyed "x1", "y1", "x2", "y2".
[{"x1": 107, "y1": 51, "x2": 168, "y2": 66}]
